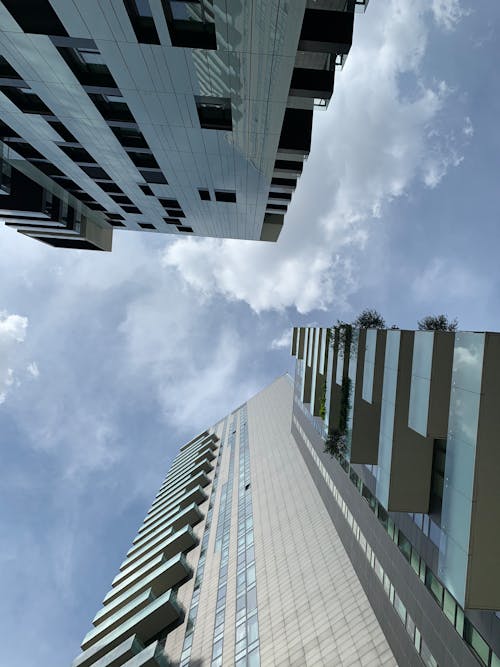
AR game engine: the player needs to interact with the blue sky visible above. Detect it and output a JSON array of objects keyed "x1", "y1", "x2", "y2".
[{"x1": 0, "y1": 1, "x2": 496, "y2": 664}]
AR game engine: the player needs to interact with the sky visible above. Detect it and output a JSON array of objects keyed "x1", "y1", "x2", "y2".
[{"x1": 0, "y1": 0, "x2": 497, "y2": 664}]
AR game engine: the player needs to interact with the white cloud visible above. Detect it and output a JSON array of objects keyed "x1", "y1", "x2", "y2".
[
  {"x1": 165, "y1": 0, "x2": 470, "y2": 314},
  {"x1": 270, "y1": 329, "x2": 293, "y2": 350},
  {"x1": 27, "y1": 361, "x2": 39, "y2": 377},
  {"x1": 431, "y1": 0, "x2": 471, "y2": 31},
  {"x1": 0, "y1": 311, "x2": 28, "y2": 404},
  {"x1": 463, "y1": 116, "x2": 474, "y2": 137}
]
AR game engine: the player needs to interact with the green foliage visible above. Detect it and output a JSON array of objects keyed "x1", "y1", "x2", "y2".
[
  {"x1": 338, "y1": 376, "x2": 352, "y2": 434},
  {"x1": 352, "y1": 308, "x2": 386, "y2": 329},
  {"x1": 319, "y1": 379, "x2": 327, "y2": 420},
  {"x1": 417, "y1": 314, "x2": 458, "y2": 331},
  {"x1": 324, "y1": 428, "x2": 348, "y2": 460}
]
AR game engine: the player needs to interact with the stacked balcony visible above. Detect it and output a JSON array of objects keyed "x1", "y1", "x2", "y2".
[
  {"x1": 261, "y1": 0, "x2": 361, "y2": 242},
  {"x1": 72, "y1": 432, "x2": 219, "y2": 667},
  {"x1": 0, "y1": 155, "x2": 112, "y2": 250},
  {"x1": 291, "y1": 325, "x2": 500, "y2": 609}
]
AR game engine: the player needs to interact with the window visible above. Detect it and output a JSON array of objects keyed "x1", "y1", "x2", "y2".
[
  {"x1": 166, "y1": 2, "x2": 217, "y2": 49},
  {"x1": 2, "y1": 0, "x2": 68, "y2": 36},
  {"x1": 111, "y1": 126, "x2": 148, "y2": 149},
  {"x1": 195, "y1": 97, "x2": 232, "y2": 131},
  {"x1": 164, "y1": 217, "x2": 180, "y2": 225},
  {"x1": 59, "y1": 145, "x2": 96, "y2": 164},
  {"x1": 271, "y1": 177, "x2": 297, "y2": 187},
  {"x1": 268, "y1": 191, "x2": 291, "y2": 201},
  {"x1": 98, "y1": 182, "x2": 123, "y2": 194},
  {"x1": 139, "y1": 184, "x2": 154, "y2": 196},
  {"x1": 123, "y1": 0, "x2": 160, "y2": 44},
  {"x1": 78, "y1": 49, "x2": 105, "y2": 65},
  {"x1": 106, "y1": 212, "x2": 125, "y2": 221},
  {"x1": 48, "y1": 119, "x2": 77, "y2": 143},
  {"x1": 107, "y1": 218, "x2": 126, "y2": 227},
  {"x1": 178, "y1": 226, "x2": 193, "y2": 233},
  {"x1": 159, "y1": 198, "x2": 181, "y2": 209},
  {"x1": 274, "y1": 159, "x2": 303, "y2": 173},
  {"x1": 110, "y1": 195, "x2": 133, "y2": 205},
  {"x1": 267, "y1": 203, "x2": 287, "y2": 211},
  {"x1": 128, "y1": 151, "x2": 160, "y2": 169},
  {"x1": 139, "y1": 222, "x2": 156, "y2": 229},
  {"x1": 167, "y1": 209, "x2": 185, "y2": 217},
  {"x1": 198, "y1": 188, "x2": 211, "y2": 201},
  {"x1": 140, "y1": 169, "x2": 168, "y2": 184},
  {"x1": 0, "y1": 55, "x2": 22, "y2": 79},
  {"x1": 214, "y1": 190, "x2": 236, "y2": 203},
  {"x1": 81, "y1": 165, "x2": 111, "y2": 180},
  {"x1": 122, "y1": 205, "x2": 141, "y2": 214},
  {"x1": 0, "y1": 85, "x2": 51, "y2": 115}
]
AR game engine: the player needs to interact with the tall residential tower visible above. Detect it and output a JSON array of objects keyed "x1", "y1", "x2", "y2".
[
  {"x1": 72, "y1": 326, "x2": 500, "y2": 667},
  {"x1": 0, "y1": 0, "x2": 367, "y2": 250}
]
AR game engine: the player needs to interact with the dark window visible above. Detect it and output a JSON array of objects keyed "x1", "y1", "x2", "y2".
[
  {"x1": 0, "y1": 85, "x2": 51, "y2": 115},
  {"x1": 128, "y1": 151, "x2": 160, "y2": 169},
  {"x1": 166, "y1": 209, "x2": 185, "y2": 217},
  {"x1": 140, "y1": 169, "x2": 168, "y2": 184},
  {"x1": 138, "y1": 222, "x2": 156, "y2": 229},
  {"x1": 271, "y1": 177, "x2": 297, "y2": 188},
  {"x1": 59, "y1": 145, "x2": 97, "y2": 164},
  {"x1": 84, "y1": 202, "x2": 106, "y2": 211},
  {"x1": 139, "y1": 184, "x2": 154, "y2": 196},
  {"x1": 47, "y1": 119, "x2": 77, "y2": 143},
  {"x1": 195, "y1": 97, "x2": 232, "y2": 131},
  {"x1": 299, "y1": 8, "x2": 354, "y2": 56},
  {"x1": 89, "y1": 93, "x2": 135, "y2": 123},
  {"x1": 31, "y1": 161, "x2": 64, "y2": 178},
  {"x1": 123, "y1": 0, "x2": 160, "y2": 44},
  {"x1": 268, "y1": 191, "x2": 292, "y2": 201},
  {"x1": 81, "y1": 165, "x2": 111, "y2": 180},
  {"x1": 279, "y1": 108, "x2": 313, "y2": 153},
  {"x1": 2, "y1": 0, "x2": 69, "y2": 36},
  {"x1": 198, "y1": 188, "x2": 211, "y2": 201},
  {"x1": 214, "y1": 190, "x2": 236, "y2": 203},
  {"x1": 274, "y1": 159, "x2": 304, "y2": 173},
  {"x1": 52, "y1": 175, "x2": 80, "y2": 190},
  {"x1": 177, "y1": 225, "x2": 193, "y2": 233},
  {"x1": 0, "y1": 55, "x2": 22, "y2": 80},
  {"x1": 57, "y1": 46, "x2": 117, "y2": 88},
  {"x1": 159, "y1": 198, "x2": 181, "y2": 209},
  {"x1": 0, "y1": 119, "x2": 20, "y2": 140},
  {"x1": 98, "y1": 182, "x2": 123, "y2": 194},
  {"x1": 266, "y1": 203, "x2": 287, "y2": 211},
  {"x1": 163, "y1": 217, "x2": 180, "y2": 225},
  {"x1": 106, "y1": 212, "x2": 125, "y2": 220},
  {"x1": 110, "y1": 194, "x2": 133, "y2": 205},
  {"x1": 4, "y1": 140, "x2": 45, "y2": 161},
  {"x1": 111, "y1": 125, "x2": 149, "y2": 149},
  {"x1": 165, "y1": 2, "x2": 217, "y2": 50},
  {"x1": 122, "y1": 205, "x2": 141, "y2": 214},
  {"x1": 107, "y1": 218, "x2": 126, "y2": 227}
]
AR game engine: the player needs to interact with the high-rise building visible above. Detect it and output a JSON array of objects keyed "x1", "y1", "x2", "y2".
[
  {"x1": 290, "y1": 325, "x2": 500, "y2": 667},
  {"x1": 71, "y1": 328, "x2": 500, "y2": 667},
  {"x1": 0, "y1": 0, "x2": 367, "y2": 251},
  {"x1": 73, "y1": 375, "x2": 399, "y2": 667}
]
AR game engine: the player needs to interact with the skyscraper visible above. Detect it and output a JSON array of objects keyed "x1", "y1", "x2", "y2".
[
  {"x1": 73, "y1": 375, "x2": 397, "y2": 667},
  {"x1": 72, "y1": 325, "x2": 500, "y2": 667},
  {"x1": 0, "y1": 0, "x2": 367, "y2": 250}
]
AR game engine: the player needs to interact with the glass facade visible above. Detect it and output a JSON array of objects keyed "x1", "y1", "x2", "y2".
[{"x1": 439, "y1": 333, "x2": 484, "y2": 606}]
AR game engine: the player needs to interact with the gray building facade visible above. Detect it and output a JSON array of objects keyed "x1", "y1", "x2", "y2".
[{"x1": 0, "y1": 0, "x2": 367, "y2": 250}]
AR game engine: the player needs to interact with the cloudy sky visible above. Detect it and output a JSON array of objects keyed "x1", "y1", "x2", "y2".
[{"x1": 0, "y1": 0, "x2": 496, "y2": 664}]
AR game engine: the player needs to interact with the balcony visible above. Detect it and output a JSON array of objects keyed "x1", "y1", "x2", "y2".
[{"x1": 72, "y1": 589, "x2": 181, "y2": 667}]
